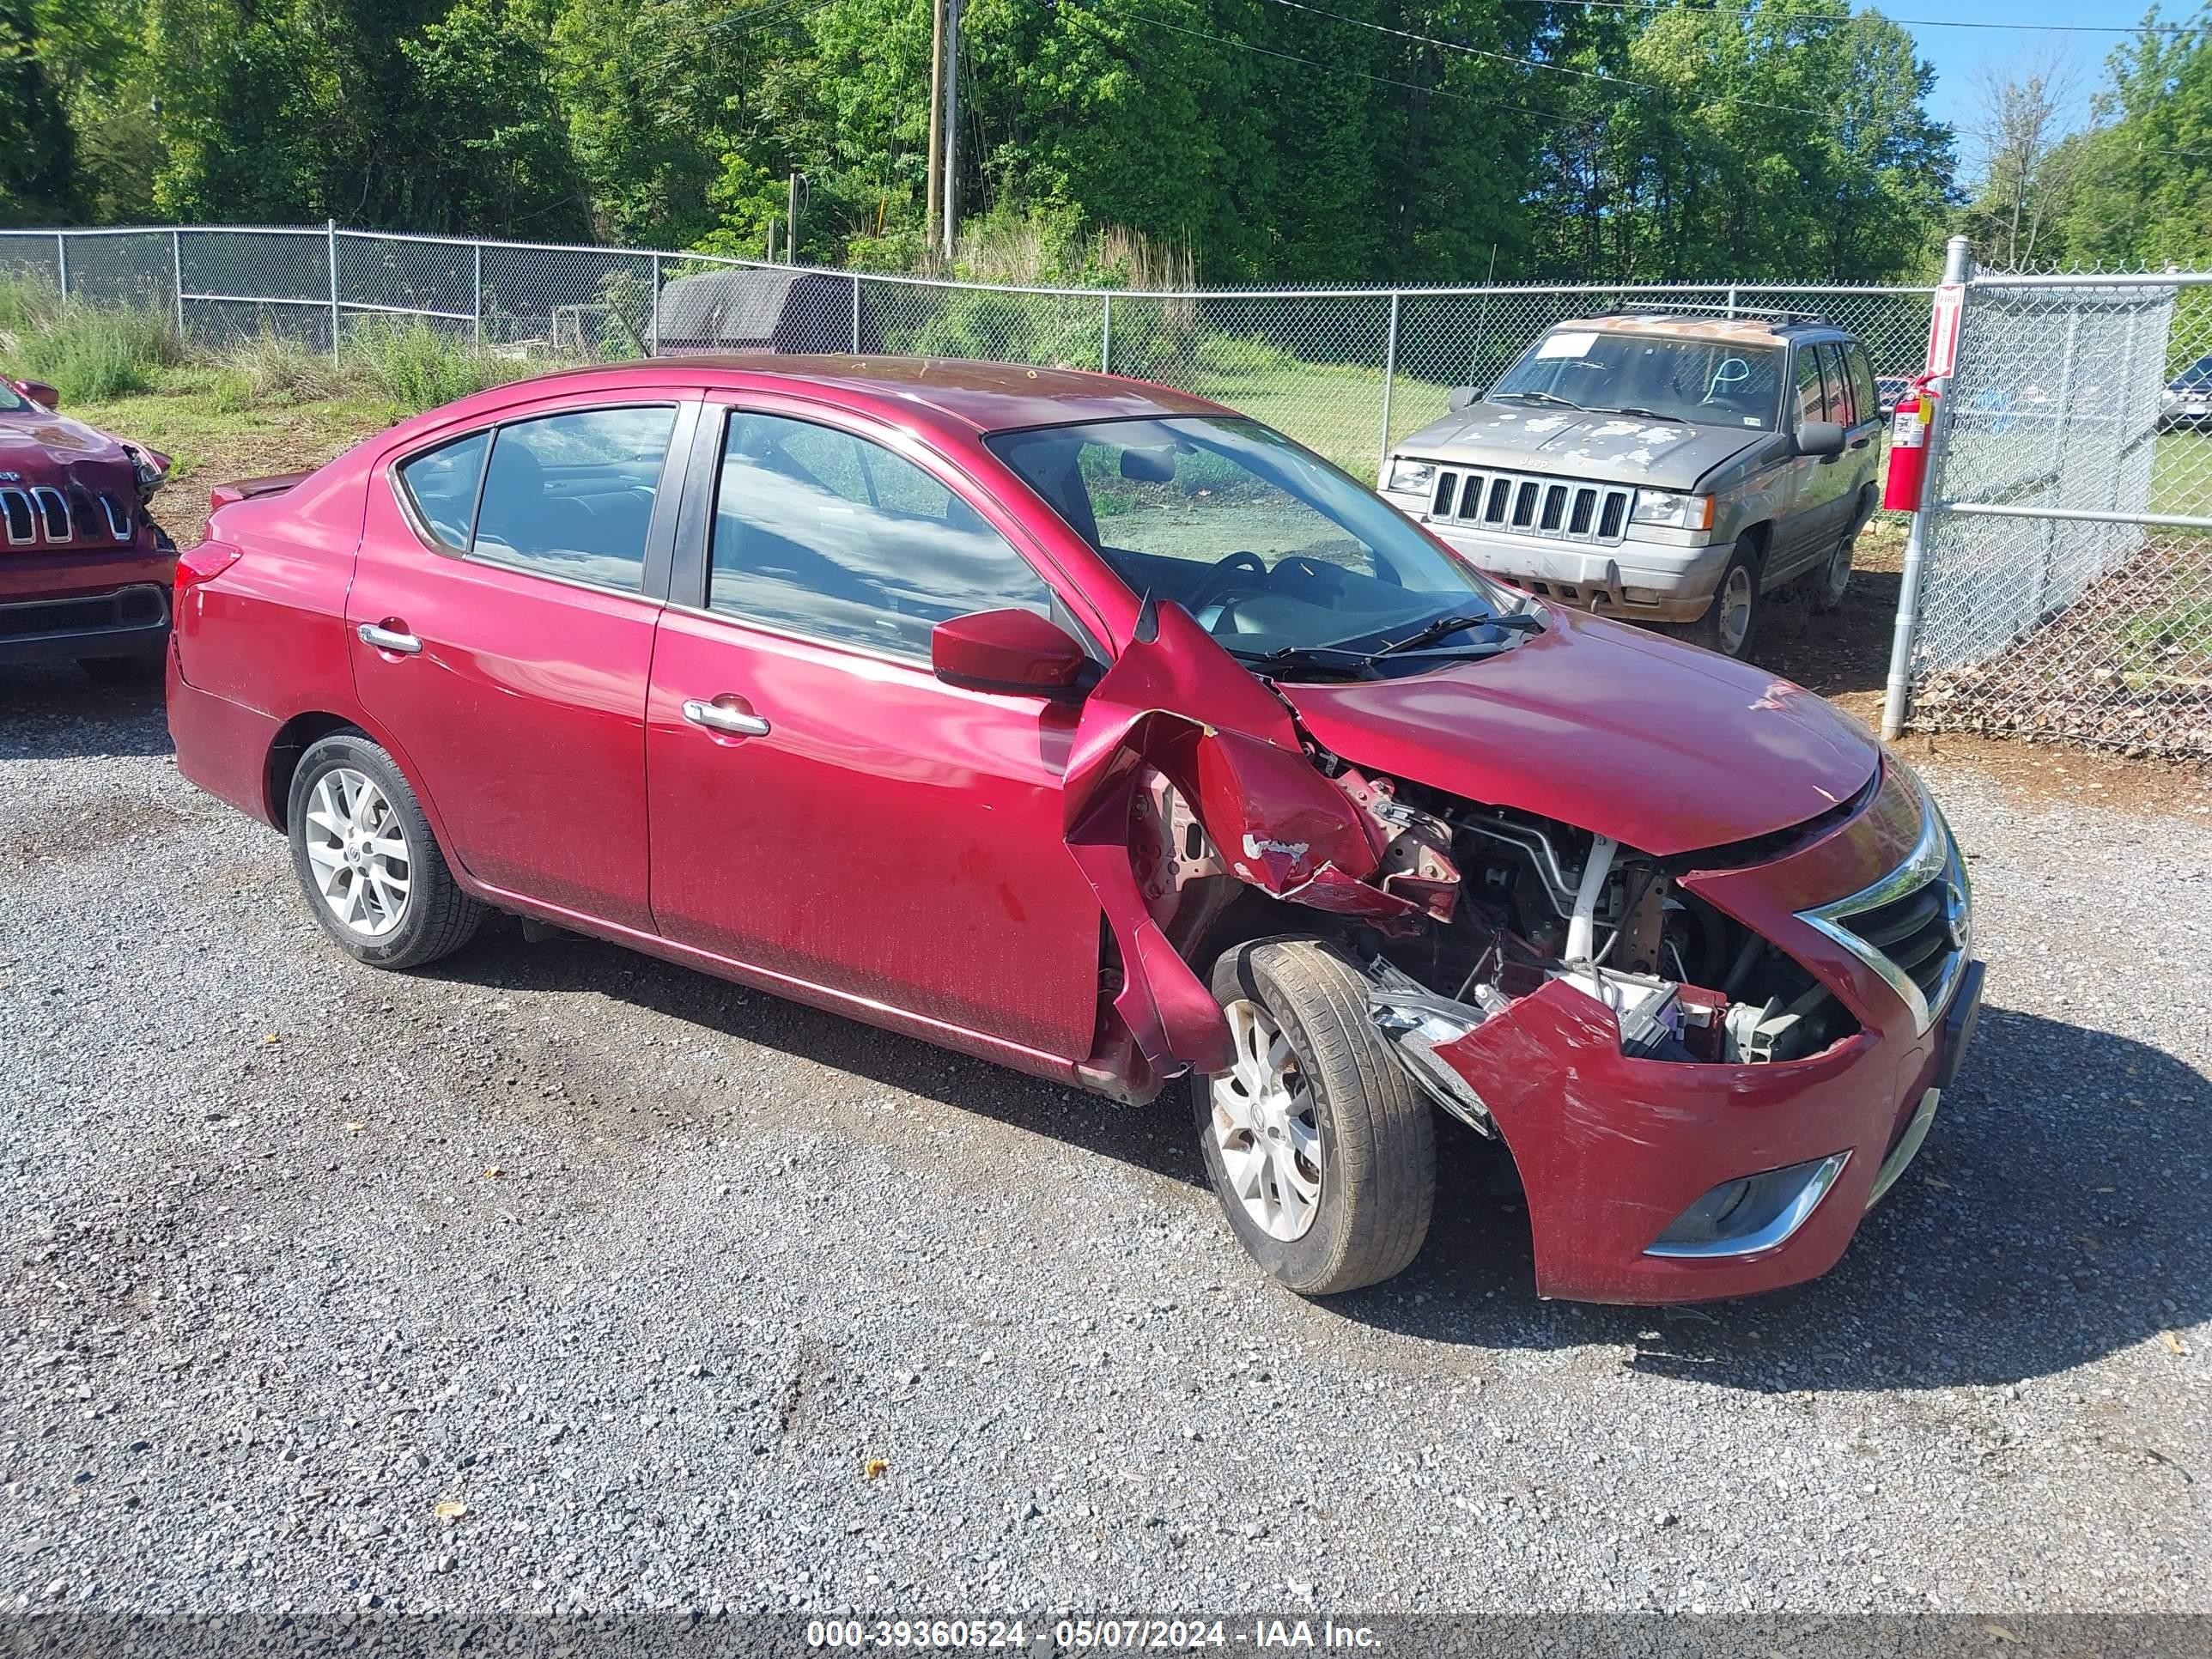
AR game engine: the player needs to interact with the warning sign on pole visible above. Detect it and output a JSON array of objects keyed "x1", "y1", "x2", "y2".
[{"x1": 1926, "y1": 283, "x2": 1965, "y2": 380}]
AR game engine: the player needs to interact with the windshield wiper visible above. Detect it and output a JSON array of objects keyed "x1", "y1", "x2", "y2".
[
  {"x1": 1595, "y1": 404, "x2": 1675, "y2": 422},
  {"x1": 1368, "y1": 611, "x2": 1543, "y2": 662},
  {"x1": 1225, "y1": 643, "x2": 1380, "y2": 681},
  {"x1": 1492, "y1": 391, "x2": 1585, "y2": 411}
]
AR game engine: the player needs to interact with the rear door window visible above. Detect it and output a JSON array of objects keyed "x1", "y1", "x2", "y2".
[
  {"x1": 1790, "y1": 349, "x2": 1828, "y2": 428},
  {"x1": 471, "y1": 405, "x2": 678, "y2": 592},
  {"x1": 1847, "y1": 347, "x2": 1879, "y2": 428},
  {"x1": 397, "y1": 432, "x2": 489, "y2": 550},
  {"x1": 1817, "y1": 343, "x2": 1855, "y2": 425}
]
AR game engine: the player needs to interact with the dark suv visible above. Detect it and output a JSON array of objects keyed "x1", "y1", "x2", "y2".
[{"x1": 1382, "y1": 313, "x2": 1883, "y2": 659}]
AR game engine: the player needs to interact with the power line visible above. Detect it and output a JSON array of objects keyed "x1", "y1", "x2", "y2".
[
  {"x1": 1486, "y1": 0, "x2": 2199, "y2": 34},
  {"x1": 1252, "y1": 0, "x2": 1828, "y2": 117},
  {"x1": 1048, "y1": 0, "x2": 1607, "y2": 132}
]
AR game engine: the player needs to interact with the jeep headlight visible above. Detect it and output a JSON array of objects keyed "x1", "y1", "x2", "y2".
[
  {"x1": 1630, "y1": 489, "x2": 1715, "y2": 531},
  {"x1": 1386, "y1": 458, "x2": 1437, "y2": 496}
]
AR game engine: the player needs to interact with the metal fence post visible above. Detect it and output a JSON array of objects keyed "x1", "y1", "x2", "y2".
[
  {"x1": 1881, "y1": 234, "x2": 1974, "y2": 741},
  {"x1": 1101, "y1": 294, "x2": 1112, "y2": 374},
  {"x1": 171, "y1": 229, "x2": 185, "y2": 338},
  {"x1": 326, "y1": 219, "x2": 341, "y2": 358},
  {"x1": 1725, "y1": 284, "x2": 1738, "y2": 319},
  {"x1": 851, "y1": 273, "x2": 861, "y2": 352},
  {"x1": 1376, "y1": 291, "x2": 1401, "y2": 480},
  {"x1": 473, "y1": 242, "x2": 484, "y2": 350},
  {"x1": 55, "y1": 233, "x2": 67, "y2": 298}
]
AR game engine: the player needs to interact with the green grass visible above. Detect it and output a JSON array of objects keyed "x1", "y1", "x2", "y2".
[
  {"x1": 0, "y1": 275, "x2": 185, "y2": 403},
  {"x1": 2153, "y1": 429, "x2": 2212, "y2": 519},
  {"x1": 68, "y1": 367, "x2": 399, "y2": 492},
  {"x1": 344, "y1": 318, "x2": 546, "y2": 413}
]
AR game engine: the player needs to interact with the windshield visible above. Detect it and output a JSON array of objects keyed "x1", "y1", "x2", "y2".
[
  {"x1": 1492, "y1": 328, "x2": 1785, "y2": 431},
  {"x1": 985, "y1": 416, "x2": 1530, "y2": 678}
]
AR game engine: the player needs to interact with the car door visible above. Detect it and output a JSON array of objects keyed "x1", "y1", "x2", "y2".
[
  {"x1": 349, "y1": 393, "x2": 698, "y2": 933},
  {"x1": 643, "y1": 396, "x2": 1107, "y2": 1062},
  {"x1": 1839, "y1": 343, "x2": 1883, "y2": 507},
  {"x1": 1773, "y1": 344, "x2": 1844, "y2": 580}
]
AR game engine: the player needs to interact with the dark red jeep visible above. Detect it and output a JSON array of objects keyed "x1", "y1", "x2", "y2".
[{"x1": 0, "y1": 376, "x2": 174, "y2": 681}]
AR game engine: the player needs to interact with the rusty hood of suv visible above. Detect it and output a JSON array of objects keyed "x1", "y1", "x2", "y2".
[
  {"x1": 1278, "y1": 605, "x2": 1881, "y2": 858},
  {"x1": 1400, "y1": 400, "x2": 1775, "y2": 491}
]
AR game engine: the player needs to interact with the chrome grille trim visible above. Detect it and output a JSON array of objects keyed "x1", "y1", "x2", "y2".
[
  {"x1": 99, "y1": 494, "x2": 132, "y2": 540},
  {"x1": 1796, "y1": 769, "x2": 1972, "y2": 1037},
  {"x1": 31, "y1": 487, "x2": 70, "y2": 544},
  {"x1": 1424, "y1": 465, "x2": 1634, "y2": 547},
  {"x1": 0, "y1": 489, "x2": 31, "y2": 544}
]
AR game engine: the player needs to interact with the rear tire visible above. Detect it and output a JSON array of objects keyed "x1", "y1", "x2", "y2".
[
  {"x1": 1671, "y1": 540, "x2": 1761, "y2": 659},
  {"x1": 287, "y1": 732, "x2": 483, "y2": 971},
  {"x1": 1195, "y1": 938, "x2": 1435, "y2": 1296},
  {"x1": 1813, "y1": 494, "x2": 1872, "y2": 614}
]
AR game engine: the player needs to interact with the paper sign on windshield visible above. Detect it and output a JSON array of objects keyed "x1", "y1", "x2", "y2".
[{"x1": 1535, "y1": 331, "x2": 1598, "y2": 361}]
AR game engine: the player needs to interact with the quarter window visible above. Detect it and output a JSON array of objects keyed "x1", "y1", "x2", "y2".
[
  {"x1": 1817, "y1": 343, "x2": 1855, "y2": 425},
  {"x1": 708, "y1": 411, "x2": 1055, "y2": 661},
  {"x1": 470, "y1": 405, "x2": 677, "y2": 592},
  {"x1": 1790, "y1": 349, "x2": 1828, "y2": 428},
  {"x1": 397, "y1": 432, "x2": 489, "y2": 550},
  {"x1": 1848, "y1": 347, "x2": 1879, "y2": 428}
]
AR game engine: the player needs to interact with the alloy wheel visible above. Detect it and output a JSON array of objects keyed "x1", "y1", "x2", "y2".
[
  {"x1": 1209, "y1": 999, "x2": 1324, "y2": 1241},
  {"x1": 1717, "y1": 562, "x2": 1756, "y2": 656},
  {"x1": 301, "y1": 767, "x2": 412, "y2": 939}
]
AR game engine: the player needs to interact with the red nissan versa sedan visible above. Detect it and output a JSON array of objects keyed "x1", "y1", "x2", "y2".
[
  {"x1": 167, "y1": 356, "x2": 1984, "y2": 1303},
  {"x1": 1, "y1": 375, "x2": 174, "y2": 678}
]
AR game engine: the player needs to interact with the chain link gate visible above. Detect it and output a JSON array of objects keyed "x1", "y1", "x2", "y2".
[{"x1": 1887, "y1": 246, "x2": 2212, "y2": 760}]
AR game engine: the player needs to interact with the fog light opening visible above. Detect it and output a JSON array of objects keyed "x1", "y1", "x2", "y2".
[{"x1": 1644, "y1": 1152, "x2": 1850, "y2": 1260}]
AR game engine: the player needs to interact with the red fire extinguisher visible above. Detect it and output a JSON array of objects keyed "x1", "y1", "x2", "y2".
[{"x1": 1882, "y1": 374, "x2": 1938, "y2": 512}]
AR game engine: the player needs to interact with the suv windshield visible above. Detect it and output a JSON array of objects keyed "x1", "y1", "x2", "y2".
[
  {"x1": 986, "y1": 416, "x2": 1531, "y2": 678},
  {"x1": 1493, "y1": 328, "x2": 1786, "y2": 431}
]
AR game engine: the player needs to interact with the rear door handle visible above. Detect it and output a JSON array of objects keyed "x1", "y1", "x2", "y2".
[
  {"x1": 683, "y1": 697, "x2": 770, "y2": 737},
  {"x1": 358, "y1": 623, "x2": 422, "y2": 655}
]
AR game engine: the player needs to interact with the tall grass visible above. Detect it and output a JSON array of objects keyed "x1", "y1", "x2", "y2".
[
  {"x1": 344, "y1": 318, "x2": 539, "y2": 412},
  {"x1": 209, "y1": 330, "x2": 346, "y2": 412},
  {"x1": 0, "y1": 275, "x2": 183, "y2": 403}
]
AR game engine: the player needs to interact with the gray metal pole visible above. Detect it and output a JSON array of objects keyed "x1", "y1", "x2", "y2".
[
  {"x1": 473, "y1": 242, "x2": 484, "y2": 350},
  {"x1": 1376, "y1": 291, "x2": 1401, "y2": 481},
  {"x1": 1881, "y1": 234, "x2": 1974, "y2": 742},
  {"x1": 1101, "y1": 294, "x2": 1112, "y2": 373},
  {"x1": 326, "y1": 219, "x2": 341, "y2": 358},
  {"x1": 1725, "y1": 283, "x2": 1738, "y2": 319},
  {"x1": 941, "y1": 0, "x2": 961, "y2": 264},
  {"x1": 787, "y1": 173, "x2": 801, "y2": 264},
  {"x1": 171, "y1": 229, "x2": 185, "y2": 338},
  {"x1": 851, "y1": 274, "x2": 862, "y2": 352},
  {"x1": 55, "y1": 233, "x2": 67, "y2": 298},
  {"x1": 649, "y1": 252, "x2": 661, "y2": 357}
]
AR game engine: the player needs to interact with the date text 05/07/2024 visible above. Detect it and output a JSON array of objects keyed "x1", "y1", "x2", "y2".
[{"x1": 805, "y1": 1619, "x2": 1384, "y2": 1651}]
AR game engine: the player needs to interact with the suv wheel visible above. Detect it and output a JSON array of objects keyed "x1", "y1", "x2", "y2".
[
  {"x1": 1813, "y1": 495, "x2": 1870, "y2": 614},
  {"x1": 1195, "y1": 938, "x2": 1436, "y2": 1296},
  {"x1": 287, "y1": 732, "x2": 484, "y2": 970},
  {"x1": 1674, "y1": 541, "x2": 1761, "y2": 659}
]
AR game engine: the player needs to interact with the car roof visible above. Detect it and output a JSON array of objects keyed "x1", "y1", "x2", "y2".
[
  {"x1": 484, "y1": 353, "x2": 1231, "y2": 436},
  {"x1": 1561, "y1": 313, "x2": 1843, "y2": 346}
]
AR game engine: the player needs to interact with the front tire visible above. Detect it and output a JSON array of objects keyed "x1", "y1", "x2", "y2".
[
  {"x1": 1196, "y1": 939, "x2": 1435, "y2": 1296},
  {"x1": 1673, "y1": 540, "x2": 1762, "y2": 659},
  {"x1": 287, "y1": 732, "x2": 483, "y2": 970}
]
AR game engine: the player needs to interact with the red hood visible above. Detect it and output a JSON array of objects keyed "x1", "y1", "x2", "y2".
[
  {"x1": 0, "y1": 407, "x2": 140, "y2": 495},
  {"x1": 1279, "y1": 606, "x2": 1881, "y2": 857}
]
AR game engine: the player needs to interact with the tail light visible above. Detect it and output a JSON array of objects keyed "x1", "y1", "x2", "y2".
[{"x1": 174, "y1": 542, "x2": 241, "y2": 603}]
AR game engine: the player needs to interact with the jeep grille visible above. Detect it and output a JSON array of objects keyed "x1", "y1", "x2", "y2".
[{"x1": 1426, "y1": 467, "x2": 1634, "y2": 547}]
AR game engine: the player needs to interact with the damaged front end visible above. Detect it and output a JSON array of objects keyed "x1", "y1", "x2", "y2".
[{"x1": 1067, "y1": 599, "x2": 1968, "y2": 1303}]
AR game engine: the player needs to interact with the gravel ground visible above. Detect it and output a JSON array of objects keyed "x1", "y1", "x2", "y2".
[{"x1": 2, "y1": 662, "x2": 2207, "y2": 1618}]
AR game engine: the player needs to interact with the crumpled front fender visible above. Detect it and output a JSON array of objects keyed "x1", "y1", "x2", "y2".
[{"x1": 1062, "y1": 600, "x2": 1420, "y2": 1078}]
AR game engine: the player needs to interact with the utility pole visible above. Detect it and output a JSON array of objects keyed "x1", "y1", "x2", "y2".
[
  {"x1": 926, "y1": 0, "x2": 945, "y2": 256},
  {"x1": 787, "y1": 173, "x2": 804, "y2": 264},
  {"x1": 941, "y1": 0, "x2": 961, "y2": 263}
]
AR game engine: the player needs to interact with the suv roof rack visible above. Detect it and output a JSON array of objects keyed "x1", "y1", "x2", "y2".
[{"x1": 1595, "y1": 304, "x2": 1835, "y2": 331}]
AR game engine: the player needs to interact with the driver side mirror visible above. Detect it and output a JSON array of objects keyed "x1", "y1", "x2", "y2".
[
  {"x1": 932, "y1": 608, "x2": 1090, "y2": 698},
  {"x1": 1796, "y1": 419, "x2": 1846, "y2": 458},
  {"x1": 12, "y1": 379, "x2": 59, "y2": 410}
]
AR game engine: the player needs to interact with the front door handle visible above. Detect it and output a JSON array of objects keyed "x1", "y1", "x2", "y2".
[
  {"x1": 683, "y1": 697, "x2": 770, "y2": 737},
  {"x1": 358, "y1": 623, "x2": 422, "y2": 655}
]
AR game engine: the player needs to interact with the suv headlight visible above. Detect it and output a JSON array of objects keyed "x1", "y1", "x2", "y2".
[
  {"x1": 1630, "y1": 489, "x2": 1715, "y2": 531},
  {"x1": 1386, "y1": 458, "x2": 1437, "y2": 496}
]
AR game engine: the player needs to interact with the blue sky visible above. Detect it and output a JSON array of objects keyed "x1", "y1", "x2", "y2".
[{"x1": 1896, "y1": 1, "x2": 2163, "y2": 146}]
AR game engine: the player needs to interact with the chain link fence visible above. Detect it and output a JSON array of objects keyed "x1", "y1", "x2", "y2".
[
  {"x1": 9, "y1": 222, "x2": 2202, "y2": 758},
  {"x1": 1903, "y1": 269, "x2": 2212, "y2": 759},
  {"x1": 0, "y1": 222, "x2": 1931, "y2": 485}
]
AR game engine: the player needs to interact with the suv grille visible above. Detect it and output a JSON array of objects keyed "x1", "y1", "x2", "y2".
[
  {"x1": 1428, "y1": 467, "x2": 1633, "y2": 546},
  {"x1": 0, "y1": 486, "x2": 134, "y2": 547},
  {"x1": 1797, "y1": 773, "x2": 1971, "y2": 1036}
]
